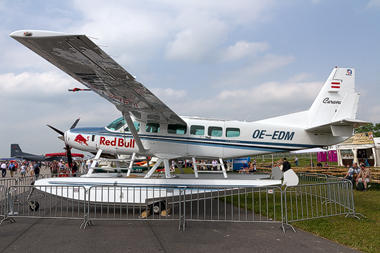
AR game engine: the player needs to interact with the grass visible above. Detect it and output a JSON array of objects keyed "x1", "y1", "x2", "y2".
[
  {"x1": 293, "y1": 190, "x2": 380, "y2": 253},
  {"x1": 176, "y1": 162, "x2": 380, "y2": 252},
  {"x1": 254, "y1": 157, "x2": 340, "y2": 168},
  {"x1": 223, "y1": 187, "x2": 380, "y2": 252}
]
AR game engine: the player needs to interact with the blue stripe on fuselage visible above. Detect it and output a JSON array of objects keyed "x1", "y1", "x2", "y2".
[{"x1": 69, "y1": 127, "x2": 319, "y2": 152}]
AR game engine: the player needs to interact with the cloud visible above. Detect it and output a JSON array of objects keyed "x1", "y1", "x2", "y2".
[
  {"x1": 219, "y1": 41, "x2": 270, "y2": 63},
  {"x1": 366, "y1": 0, "x2": 380, "y2": 8},
  {"x1": 61, "y1": 0, "x2": 280, "y2": 65},
  {"x1": 0, "y1": 72, "x2": 72, "y2": 96},
  {"x1": 163, "y1": 74, "x2": 323, "y2": 121},
  {"x1": 0, "y1": 70, "x2": 120, "y2": 156},
  {"x1": 151, "y1": 88, "x2": 188, "y2": 102},
  {"x1": 165, "y1": 19, "x2": 227, "y2": 63},
  {"x1": 211, "y1": 53, "x2": 295, "y2": 89},
  {"x1": 248, "y1": 54, "x2": 296, "y2": 74}
]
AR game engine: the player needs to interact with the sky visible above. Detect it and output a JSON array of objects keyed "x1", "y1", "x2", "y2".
[{"x1": 0, "y1": 0, "x2": 380, "y2": 157}]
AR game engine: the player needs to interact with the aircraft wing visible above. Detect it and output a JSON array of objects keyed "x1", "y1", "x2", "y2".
[{"x1": 10, "y1": 30, "x2": 185, "y2": 125}]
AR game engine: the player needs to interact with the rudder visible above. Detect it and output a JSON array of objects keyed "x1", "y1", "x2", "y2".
[{"x1": 307, "y1": 67, "x2": 357, "y2": 129}]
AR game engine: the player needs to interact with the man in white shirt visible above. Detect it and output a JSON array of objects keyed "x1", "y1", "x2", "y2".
[{"x1": 1, "y1": 162, "x2": 7, "y2": 177}]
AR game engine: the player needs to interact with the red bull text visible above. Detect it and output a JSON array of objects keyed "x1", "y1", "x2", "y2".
[{"x1": 100, "y1": 137, "x2": 135, "y2": 148}]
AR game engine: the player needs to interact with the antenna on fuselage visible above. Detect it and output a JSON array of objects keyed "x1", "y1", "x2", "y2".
[{"x1": 244, "y1": 113, "x2": 252, "y2": 122}]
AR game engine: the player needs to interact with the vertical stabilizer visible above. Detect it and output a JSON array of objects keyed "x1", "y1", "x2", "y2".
[
  {"x1": 10, "y1": 144, "x2": 23, "y2": 157},
  {"x1": 308, "y1": 67, "x2": 357, "y2": 128}
]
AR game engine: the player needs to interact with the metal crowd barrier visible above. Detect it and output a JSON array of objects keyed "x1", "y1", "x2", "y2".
[
  {"x1": 298, "y1": 172, "x2": 329, "y2": 184},
  {"x1": 181, "y1": 186, "x2": 284, "y2": 229},
  {"x1": 84, "y1": 186, "x2": 182, "y2": 229},
  {"x1": 283, "y1": 180, "x2": 358, "y2": 225},
  {"x1": 0, "y1": 173, "x2": 361, "y2": 232},
  {"x1": 0, "y1": 185, "x2": 7, "y2": 224},
  {"x1": 0, "y1": 184, "x2": 88, "y2": 227}
]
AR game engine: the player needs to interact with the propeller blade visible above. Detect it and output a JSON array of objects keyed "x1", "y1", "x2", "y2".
[
  {"x1": 66, "y1": 144, "x2": 73, "y2": 168},
  {"x1": 70, "y1": 117, "x2": 81, "y2": 129},
  {"x1": 47, "y1": 124, "x2": 64, "y2": 136}
]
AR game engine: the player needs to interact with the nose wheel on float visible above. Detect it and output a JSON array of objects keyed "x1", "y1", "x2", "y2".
[
  {"x1": 28, "y1": 200, "x2": 39, "y2": 211},
  {"x1": 27, "y1": 181, "x2": 40, "y2": 211},
  {"x1": 149, "y1": 200, "x2": 166, "y2": 214}
]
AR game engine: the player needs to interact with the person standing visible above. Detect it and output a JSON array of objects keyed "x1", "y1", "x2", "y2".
[
  {"x1": 1, "y1": 162, "x2": 7, "y2": 177},
  {"x1": 252, "y1": 159, "x2": 257, "y2": 173},
  {"x1": 28, "y1": 162, "x2": 34, "y2": 176},
  {"x1": 72, "y1": 161, "x2": 78, "y2": 177},
  {"x1": 51, "y1": 161, "x2": 59, "y2": 177},
  {"x1": 282, "y1": 158, "x2": 291, "y2": 172},
  {"x1": 19, "y1": 162, "x2": 27, "y2": 178},
  {"x1": 8, "y1": 162, "x2": 15, "y2": 177},
  {"x1": 294, "y1": 156, "x2": 299, "y2": 166},
  {"x1": 33, "y1": 162, "x2": 41, "y2": 180},
  {"x1": 212, "y1": 160, "x2": 218, "y2": 171}
]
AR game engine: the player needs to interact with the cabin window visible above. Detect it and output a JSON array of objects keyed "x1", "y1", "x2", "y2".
[
  {"x1": 226, "y1": 128, "x2": 240, "y2": 137},
  {"x1": 208, "y1": 126, "x2": 223, "y2": 137},
  {"x1": 168, "y1": 124, "x2": 187, "y2": 134},
  {"x1": 190, "y1": 125, "x2": 205, "y2": 135},
  {"x1": 106, "y1": 117, "x2": 126, "y2": 131},
  {"x1": 146, "y1": 123, "x2": 160, "y2": 133},
  {"x1": 124, "y1": 122, "x2": 140, "y2": 132}
]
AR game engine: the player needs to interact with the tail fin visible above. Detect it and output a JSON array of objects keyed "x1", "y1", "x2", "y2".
[
  {"x1": 306, "y1": 67, "x2": 368, "y2": 136},
  {"x1": 11, "y1": 144, "x2": 22, "y2": 157}
]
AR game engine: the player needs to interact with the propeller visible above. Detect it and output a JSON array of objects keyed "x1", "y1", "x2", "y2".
[{"x1": 47, "y1": 117, "x2": 81, "y2": 168}]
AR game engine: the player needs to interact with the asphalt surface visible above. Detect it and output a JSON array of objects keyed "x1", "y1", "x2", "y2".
[
  {"x1": 0, "y1": 217, "x2": 359, "y2": 253},
  {"x1": 1, "y1": 167, "x2": 359, "y2": 253}
]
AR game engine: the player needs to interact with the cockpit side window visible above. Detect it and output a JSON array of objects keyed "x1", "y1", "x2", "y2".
[
  {"x1": 125, "y1": 122, "x2": 140, "y2": 132},
  {"x1": 146, "y1": 123, "x2": 160, "y2": 133},
  {"x1": 208, "y1": 126, "x2": 223, "y2": 137},
  {"x1": 106, "y1": 117, "x2": 126, "y2": 131},
  {"x1": 226, "y1": 128, "x2": 240, "y2": 137},
  {"x1": 168, "y1": 124, "x2": 187, "y2": 134},
  {"x1": 190, "y1": 125, "x2": 205, "y2": 135}
]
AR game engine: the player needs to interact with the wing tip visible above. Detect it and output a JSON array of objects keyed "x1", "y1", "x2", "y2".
[{"x1": 10, "y1": 30, "x2": 76, "y2": 39}]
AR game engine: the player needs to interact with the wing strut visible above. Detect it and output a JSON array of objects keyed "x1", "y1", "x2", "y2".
[{"x1": 122, "y1": 112, "x2": 147, "y2": 154}]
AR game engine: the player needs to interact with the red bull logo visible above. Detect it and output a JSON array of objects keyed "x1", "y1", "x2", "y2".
[
  {"x1": 100, "y1": 137, "x2": 135, "y2": 148},
  {"x1": 74, "y1": 134, "x2": 89, "y2": 146}
]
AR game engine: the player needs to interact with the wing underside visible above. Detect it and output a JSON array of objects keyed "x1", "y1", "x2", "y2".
[{"x1": 10, "y1": 30, "x2": 185, "y2": 125}]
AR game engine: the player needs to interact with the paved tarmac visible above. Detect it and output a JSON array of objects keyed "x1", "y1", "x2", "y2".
[
  {"x1": 0, "y1": 217, "x2": 358, "y2": 253},
  {"x1": 1, "y1": 166, "x2": 359, "y2": 253}
]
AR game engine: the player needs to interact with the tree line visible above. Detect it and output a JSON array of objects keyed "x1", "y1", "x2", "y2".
[{"x1": 355, "y1": 123, "x2": 380, "y2": 137}]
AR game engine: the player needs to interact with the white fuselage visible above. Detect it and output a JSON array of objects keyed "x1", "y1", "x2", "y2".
[{"x1": 65, "y1": 116, "x2": 346, "y2": 159}]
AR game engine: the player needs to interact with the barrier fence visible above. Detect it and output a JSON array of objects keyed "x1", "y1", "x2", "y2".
[{"x1": 0, "y1": 173, "x2": 360, "y2": 231}]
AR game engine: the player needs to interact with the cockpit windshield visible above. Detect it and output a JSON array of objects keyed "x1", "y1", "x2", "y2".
[{"x1": 106, "y1": 117, "x2": 126, "y2": 131}]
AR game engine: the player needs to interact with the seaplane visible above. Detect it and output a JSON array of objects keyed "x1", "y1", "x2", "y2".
[{"x1": 9, "y1": 30, "x2": 367, "y2": 211}]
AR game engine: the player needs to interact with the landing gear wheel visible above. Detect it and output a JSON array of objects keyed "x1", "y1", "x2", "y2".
[
  {"x1": 150, "y1": 201, "x2": 166, "y2": 214},
  {"x1": 29, "y1": 200, "x2": 39, "y2": 211}
]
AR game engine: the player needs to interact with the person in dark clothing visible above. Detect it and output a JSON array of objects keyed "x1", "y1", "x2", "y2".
[
  {"x1": 33, "y1": 162, "x2": 40, "y2": 180},
  {"x1": 282, "y1": 158, "x2": 291, "y2": 172},
  {"x1": 72, "y1": 161, "x2": 78, "y2": 177}
]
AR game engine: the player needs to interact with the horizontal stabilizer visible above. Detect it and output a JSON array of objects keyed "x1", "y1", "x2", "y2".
[{"x1": 305, "y1": 118, "x2": 369, "y2": 136}]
